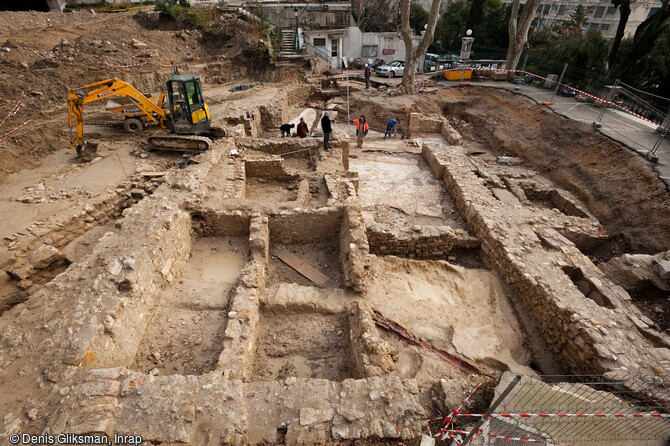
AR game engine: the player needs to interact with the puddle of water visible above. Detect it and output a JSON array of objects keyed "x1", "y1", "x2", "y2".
[{"x1": 202, "y1": 250, "x2": 245, "y2": 284}]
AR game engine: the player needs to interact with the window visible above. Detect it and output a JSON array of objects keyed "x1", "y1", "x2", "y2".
[
  {"x1": 594, "y1": 6, "x2": 605, "y2": 18},
  {"x1": 600, "y1": 23, "x2": 610, "y2": 31},
  {"x1": 589, "y1": 22, "x2": 599, "y2": 29},
  {"x1": 550, "y1": 5, "x2": 558, "y2": 11},
  {"x1": 582, "y1": 22, "x2": 589, "y2": 30},
  {"x1": 543, "y1": 4, "x2": 551, "y2": 14},
  {"x1": 313, "y1": 38, "x2": 326, "y2": 47},
  {"x1": 331, "y1": 39, "x2": 338, "y2": 57},
  {"x1": 536, "y1": 4, "x2": 544, "y2": 13},
  {"x1": 558, "y1": 5, "x2": 567, "y2": 15},
  {"x1": 362, "y1": 45, "x2": 378, "y2": 57},
  {"x1": 606, "y1": 6, "x2": 616, "y2": 14}
]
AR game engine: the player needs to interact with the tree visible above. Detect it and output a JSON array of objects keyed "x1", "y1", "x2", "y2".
[
  {"x1": 434, "y1": 0, "x2": 469, "y2": 51},
  {"x1": 410, "y1": 2, "x2": 429, "y2": 34},
  {"x1": 400, "y1": 0, "x2": 443, "y2": 89},
  {"x1": 607, "y1": 0, "x2": 632, "y2": 71},
  {"x1": 570, "y1": 4, "x2": 588, "y2": 28},
  {"x1": 505, "y1": 0, "x2": 541, "y2": 70}
]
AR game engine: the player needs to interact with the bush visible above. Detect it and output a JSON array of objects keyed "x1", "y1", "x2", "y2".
[{"x1": 155, "y1": 0, "x2": 177, "y2": 19}]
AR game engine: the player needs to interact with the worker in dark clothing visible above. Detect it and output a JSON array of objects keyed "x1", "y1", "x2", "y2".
[
  {"x1": 364, "y1": 63, "x2": 371, "y2": 89},
  {"x1": 321, "y1": 111, "x2": 332, "y2": 151},
  {"x1": 280, "y1": 123, "x2": 295, "y2": 137},
  {"x1": 297, "y1": 117, "x2": 309, "y2": 138},
  {"x1": 384, "y1": 118, "x2": 397, "y2": 138}
]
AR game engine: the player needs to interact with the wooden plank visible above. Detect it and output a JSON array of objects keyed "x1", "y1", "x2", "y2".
[
  {"x1": 276, "y1": 250, "x2": 330, "y2": 286},
  {"x1": 139, "y1": 171, "x2": 166, "y2": 177}
]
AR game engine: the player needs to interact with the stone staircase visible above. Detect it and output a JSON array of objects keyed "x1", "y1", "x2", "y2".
[{"x1": 280, "y1": 29, "x2": 297, "y2": 55}]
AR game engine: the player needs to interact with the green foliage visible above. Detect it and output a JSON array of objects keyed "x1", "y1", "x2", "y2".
[
  {"x1": 254, "y1": 0, "x2": 270, "y2": 24},
  {"x1": 155, "y1": 0, "x2": 177, "y2": 19},
  {"x1": 409, "y1": 3, "x2": 429, "y2": 35},
  {"x1": 434, "y1": 0, "x2": 510, "y2": 52},
  {"x1": 570, "y1": 5, "x2": 588, "y2": 29},
  {"x1": 435, "y1": 1, "x2": 469, "y2": 51}
]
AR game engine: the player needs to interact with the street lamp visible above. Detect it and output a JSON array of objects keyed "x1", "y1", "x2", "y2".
[
  {"x1": 293, "y1": 7, "x2": 299, "y2": 52},
  {"x1": 459, "y1": 29, "x2": 474, "y2": 82}
]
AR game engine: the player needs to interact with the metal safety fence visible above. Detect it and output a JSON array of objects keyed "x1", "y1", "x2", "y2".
[{"x1": 433, "y1": 373, "x2": 670, "y2": 445}]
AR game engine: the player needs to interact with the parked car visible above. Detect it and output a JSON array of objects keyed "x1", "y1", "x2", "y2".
[{"x1": 375, "y1": 61, "x2": 405, "y2": 78}]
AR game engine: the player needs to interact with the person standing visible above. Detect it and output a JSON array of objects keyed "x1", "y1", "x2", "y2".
[
  {"x1": 297, "y1": 117, "x2": 309, "y2": 138},
  {"x1": 321, "y1": 111, "x2": 332, "y2": 151},
  {"x1": 351, "y1": 115, "x2": 369, "y2": 148},
  {"x1": 384, "y1": 118, "x2": 397, "y2": 138},
  {"x1": 364, "y1": 63, "x2": 371, "y2": 89}
]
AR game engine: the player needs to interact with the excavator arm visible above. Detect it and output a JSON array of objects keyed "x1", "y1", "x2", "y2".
[{"x1": 67, "y1": 78, "x2": 168, "y2": 154}]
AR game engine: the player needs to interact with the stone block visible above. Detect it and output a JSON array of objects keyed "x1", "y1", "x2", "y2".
[{"x1": 28, "y1": 244, "x2": 65, "y2": 269}]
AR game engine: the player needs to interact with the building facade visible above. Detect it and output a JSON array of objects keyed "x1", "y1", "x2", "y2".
[{"x1": 528, "y1": 0, "x2": 664, "y2": 38}]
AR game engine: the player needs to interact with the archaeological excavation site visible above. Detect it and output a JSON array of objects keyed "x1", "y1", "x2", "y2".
[{"x1": 0, "y1": 6, "x2": 669, "y2": 446}]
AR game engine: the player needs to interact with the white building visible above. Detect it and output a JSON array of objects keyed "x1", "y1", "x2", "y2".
[
  {"x1": 303, "y1": 27, "x2": 422, "y2": 68},
  {"x1": 522, "y1": 0, "x2": 664, "y2": 38}
]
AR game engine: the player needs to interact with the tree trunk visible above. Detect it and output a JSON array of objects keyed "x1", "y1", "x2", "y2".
[
  {"x1": 607, "y1": 0, "x2": 631, "y2": 72},
  {"x1": 400, "y1": 0, "x2": 443, "y2": 89},
  {"x1": 633, "y1": 0, "x2": 669, "y2": 42},
  {"x1": 505, "y1": 0, "x2": 541, "y2": 70}
]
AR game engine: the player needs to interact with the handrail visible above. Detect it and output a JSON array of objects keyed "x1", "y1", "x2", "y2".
[{"x1": 303, "y1": 41, "x2": 333, "y2": 65}]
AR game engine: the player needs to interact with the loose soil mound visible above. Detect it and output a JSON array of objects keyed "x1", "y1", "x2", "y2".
[{"x1": 0, "y1": 8, "x2": 279, "y2": 184}]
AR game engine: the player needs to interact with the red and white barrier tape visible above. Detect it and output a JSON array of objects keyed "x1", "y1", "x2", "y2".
[
  {"x1": 0, "y1": 97, "x2": 22, "y2": 128},
  {"x1": 457, "y1": 412, "x2": 670, "y2": 419},
  {"x1": 431, "y1": 381, "x2": 487, "y2": 439},
  {"x1": 0, "y1": 120, "x2": 31, "y2": 139},
  {"x1": 425, "y1": 65, "x2": 662, "y2": 127}
]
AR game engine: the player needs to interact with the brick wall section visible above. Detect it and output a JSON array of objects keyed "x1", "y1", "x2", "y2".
[
  {"x1": 367, "y1": 224, "x2": 479, "y2": 259},
  {"x1": 423, "y1": 142, "x2": 668, "y2": 378}
]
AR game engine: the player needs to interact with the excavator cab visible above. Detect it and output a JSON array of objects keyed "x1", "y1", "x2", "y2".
[{"x1": 165, "y1": 75, "x2": 211, "y2": 135}]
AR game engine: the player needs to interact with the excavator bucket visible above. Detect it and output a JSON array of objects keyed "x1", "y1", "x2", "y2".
[{"x1": 77, "y1": 141, "x2": 99, "y2": 162}]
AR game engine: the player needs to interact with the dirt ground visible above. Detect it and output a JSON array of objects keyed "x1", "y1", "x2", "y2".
[
  {"x1": 364, "y1": 255, "x2": 536, "y2": 378},
  {"x1": 132, "y1": 236, "x2": 247, "y2": 375},
  {"x1": 253, "y1": 311, "x2": 353, "y2": 381}
]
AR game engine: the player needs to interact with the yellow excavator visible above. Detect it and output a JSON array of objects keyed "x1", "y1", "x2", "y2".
[{"x1": 67, "y1": 61, "x2": 225, "y2": 159}]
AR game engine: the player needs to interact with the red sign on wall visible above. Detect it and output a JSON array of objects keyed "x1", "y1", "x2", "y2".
[{"x1": 382, "y1": 49, "x2": 395, "y2": 55}]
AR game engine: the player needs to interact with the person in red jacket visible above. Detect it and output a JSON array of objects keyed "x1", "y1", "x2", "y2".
[
  {"x1": 351, "y1": 115, "x2": 369, "y2": 148},
  {"x1": 297, "y1": 117, "x2": 309, "y2": 138}
]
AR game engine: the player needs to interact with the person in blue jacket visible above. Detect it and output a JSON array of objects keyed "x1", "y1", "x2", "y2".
[{"x1": 385, "y1": 118, "x2": 397, "y2": 138}]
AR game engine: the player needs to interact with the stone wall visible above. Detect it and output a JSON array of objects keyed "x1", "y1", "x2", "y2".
[
  {"x1": 244, "y1": 155, "x2": 297, "y2": 180},
  {"x1": 339, "y1": 200, "x2": 370, "y2": 292},
  {"x1": 348, "y1": 300, "x2": 397, "y2": 378},
  {"x1": 192, "y1": 209, "x2": 251, "y2": 237},
  {"x1": 422, "y1": 141, "x2": 668, "y2": 379},
  {"x1": 216, "y1": 213, "x2": 268, "y2": 381},
  {"x1": 366, "y1": 223, "x2": 479, "y2": 259},
  {"x1": 408, "y1": 112, "x2": 443, "y2": 133},
  {"x1": 269, "y1": 207, "x2": 341, "y2": 244}
]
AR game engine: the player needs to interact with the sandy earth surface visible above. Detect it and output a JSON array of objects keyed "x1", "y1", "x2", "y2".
[
  {"x1": 133, "y1": 236, "x2": 247, "y2": 376},
  {"x1": 365, "y1": 255, "x2": 536, "y2": 378}
]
